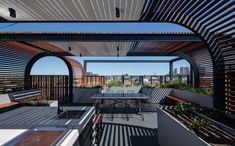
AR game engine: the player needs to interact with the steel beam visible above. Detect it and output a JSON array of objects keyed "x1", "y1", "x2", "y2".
[
  {"x1": 84, "y1": 59, "x2": 171, "y2": 72},
  {"x1": 0, "y1": 32, "x2": 201, "y2": 42}
]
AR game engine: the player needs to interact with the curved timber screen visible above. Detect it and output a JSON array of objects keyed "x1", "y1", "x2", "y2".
[
  {"x1": 140, "y1": 0, "x2": 234, "y2": 113},
  {"x1": 0, "y1": 42, "x2": 43, "y2": 93}
]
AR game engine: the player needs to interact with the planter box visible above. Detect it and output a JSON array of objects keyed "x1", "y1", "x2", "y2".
[
  {"x1": 171, "y1": 89, "x2": 214, "y2": 108},
  {"x1": 73, "y1": 87, "x2": 100, "y2": 104},
  {"x1": 157, "y1": 107, "x2": 209, "y2": 146},
  {"x1": 196, "y1": 112, "x2": 235, "y2": 136}
]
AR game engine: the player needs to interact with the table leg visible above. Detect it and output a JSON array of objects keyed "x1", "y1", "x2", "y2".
[
  {"x1": 109, "y1": 99, "x2": 113, "y2": 121},
  {"x1": 138, "y1": 99, "x2": 144, "y2": 121},
  {"x1": 125, "y1": 99, "x2": 129, "y2": 121},
  {"x1": 112, "y1": 99, "x2": 114, "y2": 121},
  {"x1": 96, "y1": 99, "x2": 101, "y2": 115}
]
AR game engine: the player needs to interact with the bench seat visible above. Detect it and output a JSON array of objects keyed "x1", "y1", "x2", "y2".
[
  {"x1": 9, "y1": 89, "x2": 42, "y2": 102},
  {"x1": 165, "y1": 95, "x2": 191, "y2": 105},
  {"x1": 0, "y1": 102, "x2": 19, "y2": 108},
  {"x1": 0, "y1": 89, "x2": 43, "y2": 110}
]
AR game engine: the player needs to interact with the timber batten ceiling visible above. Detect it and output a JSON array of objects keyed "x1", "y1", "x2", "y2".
[{"x1": 0, "y1": 0, "x2": 146, "y2": 21}]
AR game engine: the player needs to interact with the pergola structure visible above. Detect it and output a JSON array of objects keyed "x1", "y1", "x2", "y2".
[{"x1": 0, "y1": 0, "x2": 234, "y2": 114}]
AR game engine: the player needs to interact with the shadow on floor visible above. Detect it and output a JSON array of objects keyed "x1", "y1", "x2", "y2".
[
  {"x1": 131, "y1": 135, "x2": 159, "y2": 146},
  {"x1": 98, "y1": 122, "x2": 159, "y2": 146}
]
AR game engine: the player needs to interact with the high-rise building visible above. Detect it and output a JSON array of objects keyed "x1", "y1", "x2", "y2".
[
  {"x1": 180, "y1": 67, "x2": 189, "y2": 75},
  {"x1": 173, "y1": 68, "x2": 178, "y2": 75}
]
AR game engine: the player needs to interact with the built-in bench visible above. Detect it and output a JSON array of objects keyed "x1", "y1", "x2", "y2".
[
  {"x1": 0, "y1": 89, "x2": 43, "y2": 109},
  {"x1": 165, "y1": 95, "x2": 191, "y2": 105},
  {"x1": 0, "y1": 102, "x2": 19, "y2": 108}
]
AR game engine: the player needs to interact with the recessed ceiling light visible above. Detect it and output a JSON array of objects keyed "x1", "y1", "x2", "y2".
[
  {"x1": 8, "y1": 8, "x2": 16, "y2": 18},
  {"x1": 117, "y1": 47, "x2": 119, "y2": 57},
  {"x1": 115, "y1": 7, "x2": 120, "y2": 18}
]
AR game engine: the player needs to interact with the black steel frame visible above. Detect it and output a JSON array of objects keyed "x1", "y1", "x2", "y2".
[{"x1": 24, "y1": 52, "x2": 74, "y2": 104}]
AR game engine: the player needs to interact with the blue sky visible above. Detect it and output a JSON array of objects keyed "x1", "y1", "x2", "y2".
[
  {"x1": 0, "y1": 22, "x2": 191, "y2": 75},
  {"x1": 0, "y1": 22, "x2": 190, "y2": 32}
]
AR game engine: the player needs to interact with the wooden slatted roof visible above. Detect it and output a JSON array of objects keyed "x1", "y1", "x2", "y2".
[{"x1": 0, "y1": 0, "x2": 146, "y2": 21}]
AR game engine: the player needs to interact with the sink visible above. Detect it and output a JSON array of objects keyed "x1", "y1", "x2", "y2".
[{"x1": 58, "y1": 110, "x2": 86, "y2": 119}]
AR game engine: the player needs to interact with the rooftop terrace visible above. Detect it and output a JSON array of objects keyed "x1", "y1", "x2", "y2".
[{"x1": 0, "y1": 0, "x2": 234, "y2": 145}]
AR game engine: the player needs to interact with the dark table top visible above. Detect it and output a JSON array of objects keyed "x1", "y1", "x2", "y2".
[{"x1": 91, "y1": 93, "x2": 149, "y2": 99}]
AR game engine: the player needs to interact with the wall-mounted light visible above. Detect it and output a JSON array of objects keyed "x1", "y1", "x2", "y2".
[
  {"x1": 117, "y1": 47, "x2": 119, "y2": 57},
  {"x1": 115, "y1": 7, "x2": 120, "y2": 18},
  {"x1": 68, "y1": 46, "x2": 71, "y2": 51},
  {"x1": 80, "y1": 53, "x2": 82, "y2": 57},
  {"x1": 8, "y1": 8, "x2": 16, "y2": 18}
]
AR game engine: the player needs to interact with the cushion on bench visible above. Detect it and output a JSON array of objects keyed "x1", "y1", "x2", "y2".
[{"x1": 9, "y1": 89, "x2": 42, "y2": 101}]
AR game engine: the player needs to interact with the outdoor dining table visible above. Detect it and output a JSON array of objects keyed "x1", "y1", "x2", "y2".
[{"x1": 91, "y1": 93, "x2": 149, "y2": 121}]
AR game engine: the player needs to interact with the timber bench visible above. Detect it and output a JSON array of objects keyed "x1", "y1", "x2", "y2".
[{"x1": 165, "y1": 95, "x2": 191, "y2": 105}]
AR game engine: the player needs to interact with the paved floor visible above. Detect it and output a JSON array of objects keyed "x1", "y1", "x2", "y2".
[{"x1": 98, "y1": 112, "x2": 159, "y2": 146}]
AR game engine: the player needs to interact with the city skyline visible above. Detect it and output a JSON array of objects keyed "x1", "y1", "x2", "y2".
[{"x1": 31, "y1": 56, "x2": 190, "y2": 76}]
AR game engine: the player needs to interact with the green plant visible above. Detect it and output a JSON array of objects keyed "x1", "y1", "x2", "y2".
[
  {"x1": 124, "y1": 84, "x2": 131, "y2": 87},
  {"x1": 176, "y1": 103, "x2": 196, "y2": 113},
  {"x1": 79, "y1": 84, "x2": 103, "y2": 88},
  {"x1": 105, "y1": 80, "x2": 123, "y2": 87},
  {"x1": 190, "y1": 116, "x2": 206, "y2": 132},
  {"x1": 160, "y1": 80, "x2": 213, "y2": 96},
  {"x1": 203, "y1": 88, "x2": 214, "y2": 96},
  {"x1": 23, "y1": 100, "x2": 50, "y2": 106},
  {"x1": 142, "y1": 84, "x2": 156, "y2": 88},
  {"x1": 168, "y1": 77, "x2": 182, "y2": 85}
]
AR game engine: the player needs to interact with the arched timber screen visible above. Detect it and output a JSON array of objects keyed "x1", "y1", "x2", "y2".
[
  {"x1": 0, "y1": 42, "x2": 43, "y2": 93},
  {"x1": 0, "y1": 41, "x2": 84, "y2": 104},
  {"x1": 140, "y1": 0, "x2": 234, "y2": 114},
  {"x1": 25, "y1": 53, "x2": 85, "y2": 104}
]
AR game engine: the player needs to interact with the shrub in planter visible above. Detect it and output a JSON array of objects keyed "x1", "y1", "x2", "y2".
[
  {"x1": 161, "y1": 106, "x2": 235, "y2": 145},
  {"x1": 176, "y1": 102, "x2": 196, "y2": 114},
  {"x1": 160, "y1": 81, "x2": 213, "y2": 97},
  {"x1": 23, "y1": 100, "x2": 50, "y2": 106},
  {"x1": 196, "y1": 106, "x2": 235, "y2": 129},
  {"x1": 190, "y1": 116, "x2": 206, "y2": 132},
  {"x1": 79, "y1": 84, "x2": 103, "y2": 88},
  {"x1": 105, "y1": 80, "x2": 123, "y2": 87}
]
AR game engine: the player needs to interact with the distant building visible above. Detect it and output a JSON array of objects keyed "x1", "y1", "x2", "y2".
[
  {"x1": 86, "y1": 72, "x2": 99, "y2": 76},
  {"x1": 180, "y1": 67, "x2": 189, "y2": 75},
  {"x1": 173, "y1": 68, "x2": 178, "y2": 75}
]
